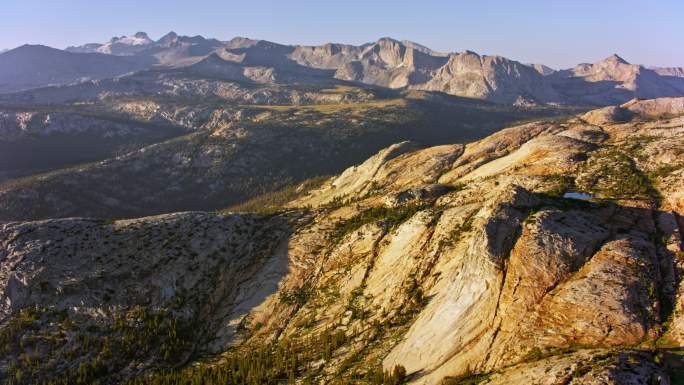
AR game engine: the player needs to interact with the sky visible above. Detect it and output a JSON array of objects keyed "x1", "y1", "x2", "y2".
[{"x1": 1, "y1": 0, "x2": 682, "y2": 69}]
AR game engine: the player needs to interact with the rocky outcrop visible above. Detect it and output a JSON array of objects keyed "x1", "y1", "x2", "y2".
[{"x1": 295, "y1": 141, "x2": 465, "y2": 206}]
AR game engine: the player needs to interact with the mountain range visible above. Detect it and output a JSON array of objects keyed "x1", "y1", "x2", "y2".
[{"x1": 0, "y1": 31, "x2": 681, "y2": 105}]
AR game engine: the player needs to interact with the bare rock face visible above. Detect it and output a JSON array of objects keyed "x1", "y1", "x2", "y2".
[
  {"x1": 290, "y1": 43, "x2": 362, "y2": 69},
  {"x1": 297, "y1": 141, "x2": 466, "y2": 207},
  {"x1": 383, "y1": 184, "x2": 454, "y2": 207},
  {"x1": 378, "y1": 187, "x2": 664, "y2": 384},
  {"x1": 416, "y1": 51, "x2": 559, "y2": 104},
  {"x1": 338, "y1": 38, "x2": 450, "y2": 88},
  {"x1": 321, "y1": 140, "x2": 421, "y2": 199}
]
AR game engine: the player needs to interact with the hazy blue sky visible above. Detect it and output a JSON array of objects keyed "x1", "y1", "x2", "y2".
[{"x1": 2, "y1": 0, "x2": 682, "y2": 69}]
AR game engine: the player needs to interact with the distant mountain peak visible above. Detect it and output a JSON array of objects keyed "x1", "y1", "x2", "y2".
[
  {"x1": 157, "y1": 31, "x2": 180, "y2": 46},
  {"x1": 11, "y1": 44, "x2": 57, "y2": 53},
  {"x1": 108, "y1": 32, "x2": 153, "y2": 46},
  {"x1": 461, "y1": 49, "x2": 480, "y2": 56},
  {"x1": 603, "y1": 54, "x2": 629, "y2": 65},
  {"x1": 377, "y1": 37, "x2": 400, "y2": 44},
  {"x1": 401, "y1": 40, "x2": 448, "y2": 57},
  {"x1": 526, "y1": 63, "x2": 556, "y2": 76}
]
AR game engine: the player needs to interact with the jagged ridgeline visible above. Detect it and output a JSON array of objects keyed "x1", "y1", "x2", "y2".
[
  {"x1": 4, "y1": 33, "x2": 684, "y2": 105},
  {"x1": 1, "y1": 97, "x2": 684, "y2": 384}
]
